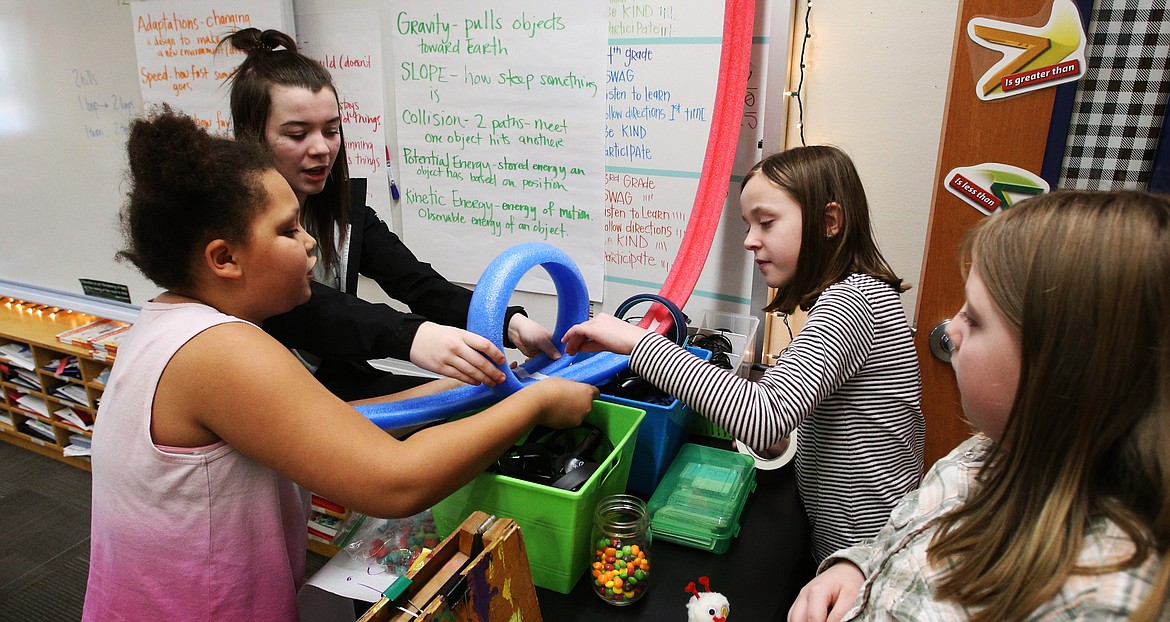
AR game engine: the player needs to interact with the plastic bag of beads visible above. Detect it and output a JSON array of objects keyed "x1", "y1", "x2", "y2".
[{"x1": 337, "y1": 509, "x2": 440, "y2": 575}]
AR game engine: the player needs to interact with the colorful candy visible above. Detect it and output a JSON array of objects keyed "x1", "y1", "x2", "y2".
[{"x1": 592, "y1": 535, "x2": 650, "y2": 602}]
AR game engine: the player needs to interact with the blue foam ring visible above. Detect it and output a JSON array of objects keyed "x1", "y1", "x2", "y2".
[
  {"x1": 355, "y1": 242, "x2": 632, "y2": 430},
  {"x1": 465, "y1": 242, "x2": 592, "y2": 397}
]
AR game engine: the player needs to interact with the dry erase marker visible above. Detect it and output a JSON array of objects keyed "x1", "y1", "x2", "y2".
[{"x1": 386, "y1": 147, "x2": 400, "y2": 200}]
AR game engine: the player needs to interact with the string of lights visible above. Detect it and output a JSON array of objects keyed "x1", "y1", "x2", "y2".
[
  {"x1": 2, "y1": 297, "x2": 70, "y2": 320},
  {"x1": 788, "y1": 0, "x2": 813, "y2": 146}
]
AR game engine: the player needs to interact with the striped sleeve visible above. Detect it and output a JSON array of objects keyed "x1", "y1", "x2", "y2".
[{"x1": 630, "y1": 284, "x2": 875, "y2": 453}]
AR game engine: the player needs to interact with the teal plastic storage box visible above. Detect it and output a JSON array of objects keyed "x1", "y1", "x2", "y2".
[
  {"x1": 647, "y1": 443, "x2": 757, "y2": 553},
  {"x1": 431, "y1": 401, "x2": 645, "y2": 594},
  {"x1": 600, "y1": 346, "x2": 710, "y2": 496}
]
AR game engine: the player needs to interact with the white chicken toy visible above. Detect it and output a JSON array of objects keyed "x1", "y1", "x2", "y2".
[{"x1": 685, "y1": 576, "x2": 729, "y2": 622}]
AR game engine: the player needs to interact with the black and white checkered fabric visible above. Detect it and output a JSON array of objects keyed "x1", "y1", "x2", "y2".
[{"x1": 1059, "y1": 1, "x2": 1170, "y2": 190}]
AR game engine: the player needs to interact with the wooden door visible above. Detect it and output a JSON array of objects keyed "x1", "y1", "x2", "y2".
[{"x1": 913, "y1": 0, "x2": 1061, "y2": 466}]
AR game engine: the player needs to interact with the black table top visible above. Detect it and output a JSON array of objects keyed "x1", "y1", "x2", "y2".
[{"x1": 535, "y1": 441, "x2": 814, "y2": 621}]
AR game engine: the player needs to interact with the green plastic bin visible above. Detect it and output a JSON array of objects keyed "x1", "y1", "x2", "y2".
[{"x1": 431, "y1": 400, "x2": 645, "y2": 594}]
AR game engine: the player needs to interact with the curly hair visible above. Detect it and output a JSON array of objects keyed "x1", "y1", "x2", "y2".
[{"x1": 117, "y1": 105, "x2": 274, "y2": 290}]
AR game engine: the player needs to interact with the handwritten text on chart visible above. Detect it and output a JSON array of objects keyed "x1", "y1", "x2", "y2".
[
  {"x1": 346, "y1": 139, "x2": 381, "y2": 174},
  {"x1": 603, "y1": 45, "x2": 709, "y2": 164},
  {"x1": 600, "y1": 46, "x2": 710, "y2": 275},
  {"x1": 395, "y1": 4, "x2": 602, "y2": 248},
  {"x1": 406, "y1": 185, "x2": 590, "y2": 239},
  {"x1": 608, "y1": 1, "x2": 676, "y2": 37},
  {"x1": 134, "y1": 10, "x2": 248, "y2": 108},
  {"x1": 602, "y1": 0, "x2": 725, "y2": 277},
  {"x1": 73, "y1": 68, "x2": 139, "y2": 141},
  {"x1": 401, "y1": 147, "x2": 590, "y2": 240},
  {"x1": 603, "y1": 172, "x2": 691, "y2": 273}
]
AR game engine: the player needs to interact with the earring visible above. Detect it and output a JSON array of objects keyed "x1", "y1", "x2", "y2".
[{"x1": 824, "y1": 233, "x2": 832, "y2": 239}]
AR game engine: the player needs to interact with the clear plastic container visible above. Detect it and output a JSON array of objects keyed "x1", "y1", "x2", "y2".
[
  {"x1": 648, "y1": 443, "x2": 757, "y2": 553},
  {"x1": 589, "y1": 494, "x2": 652, "y2": 605}
]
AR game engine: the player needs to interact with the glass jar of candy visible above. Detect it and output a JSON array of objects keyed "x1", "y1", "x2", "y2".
[{"x1": 590, "y1": 493, "x2": 652, "y2": 605}]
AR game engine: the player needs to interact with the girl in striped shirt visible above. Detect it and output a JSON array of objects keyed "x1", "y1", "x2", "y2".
[{"x1": 564, "y1": 145, "x2": 924, "y2": 562}]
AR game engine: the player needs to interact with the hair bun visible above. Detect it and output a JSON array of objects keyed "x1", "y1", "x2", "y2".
[
  {"x1": 224, "y1": 27, "x2": 298, "y2": 54},
  {"x1": 259, "y1": 29, "x2": 297, "y2": 53}
]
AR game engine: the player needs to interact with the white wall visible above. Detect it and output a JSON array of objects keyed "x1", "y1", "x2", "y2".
[{"x1": 782, "y1": 0, "x2": 960, "y2": 322}]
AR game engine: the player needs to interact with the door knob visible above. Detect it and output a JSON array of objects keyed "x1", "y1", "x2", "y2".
[{"x1": 928, "y1": 319, "x2": 954, "y2": 363}]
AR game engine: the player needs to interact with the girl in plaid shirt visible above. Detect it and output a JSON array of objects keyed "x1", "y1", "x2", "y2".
[{"x1": 791, "y1": 190, "x2": 1168, "y2": 621}]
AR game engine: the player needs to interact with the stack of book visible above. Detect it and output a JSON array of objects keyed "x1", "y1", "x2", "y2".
[
  {"x1": 14, "y1": 393, "x2": 50, "y2": 417},
  {"x1": 2, "y1": 389, "x2": 22, "y2": 419},
  {"x1": 307, "y1": 494, "x2": 350, "y2": 545},
  {"x1": 54, "y1": 405, "x2": 93, "y2": 433},
  {"x1": 91, "y1": 328, "x2": 128, "y2": 362},
  {"x1": 3, "y1": 365, "x2": 40, "y2": 391},
  {"x1": 55, "y1": 319, "x2": 130, "y2": 361},
  {"x1": 50, "y1": 383, "x2": 89, "y2": 406},
  {"x1": 0, "y1": 343, "x2": 35, "y2": 372},
  {"x1": 65, "y1": 434, "x2": 91, "y2": 458},
  {"x1": 18, "y1": 417, "x2": 55, "y2": 442},
  {"x1": 41, "y1": 355, "x2": 81, "y2": 380}
]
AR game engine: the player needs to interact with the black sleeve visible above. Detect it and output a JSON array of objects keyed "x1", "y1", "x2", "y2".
[
  {"x1": 354, "y1": 204, "x2": 526, "y2": 347},
  {"x1": 353, "y1": 203, "x2": 475, "y2": 327},
  {"x1": 262, "y1": 280, "x2": 425, "y2": 361}
]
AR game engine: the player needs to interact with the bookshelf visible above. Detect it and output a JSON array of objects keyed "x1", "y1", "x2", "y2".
[
  {"x1": 0, "y1": 299, "x2": 112, "y2": 472},
  {"x1": 307, "y1": 494, "x2": 351, "y2": 557}
]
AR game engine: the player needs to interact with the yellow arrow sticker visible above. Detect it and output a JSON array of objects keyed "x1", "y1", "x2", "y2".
[{"x1": 968, "y1": 0, "x2": 1087, "y2": 101}]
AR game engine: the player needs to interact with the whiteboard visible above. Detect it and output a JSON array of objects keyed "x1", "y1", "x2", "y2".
[
  {"x1": 0, "y1": 0, "x2": 148, "y2": 301},
  {"x1": 0, "y1": 0, "x2": 790, "y2": 344}
]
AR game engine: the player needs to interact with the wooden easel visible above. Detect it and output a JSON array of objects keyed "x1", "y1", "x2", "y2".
[{"x1": 359, "y1": 511, "x2": 542, "y2": 622}]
